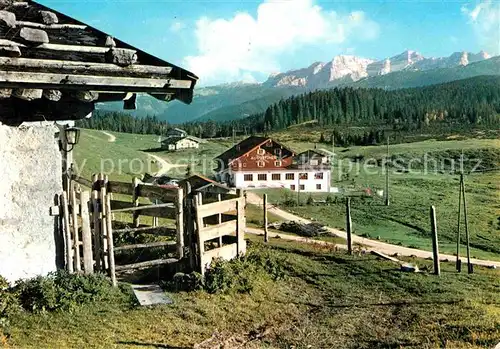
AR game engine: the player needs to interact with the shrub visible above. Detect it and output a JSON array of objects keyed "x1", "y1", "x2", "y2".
[
  {"x1": 325, "y1": 195, "x2": 334, "y2": 205},
  {"x1": 203, "y1": 245, "x2": 287, "y2": 294},
  {"x1": 0, "y1": 276, "x2": 19, "y2": 333},
  {"x1": 14, "y1": 271, "x2": 127, "y2": 313},
  {"x1": 163, "y1": 272, "x2": 204, "y2": 292}
]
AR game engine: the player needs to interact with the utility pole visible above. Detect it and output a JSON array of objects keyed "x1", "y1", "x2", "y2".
[
  {"x1": 461, "y1": 176, "x2": 473, "y2": 274},
  {"x1": 456, "y1": 173, "x2": 463, "y2": 272},
  {"x1": 346, "y1": 197, "x2": 353, "y2": 254},
  {"x1": 385, "y1": 136, "x2": 390, "y2": 206}
]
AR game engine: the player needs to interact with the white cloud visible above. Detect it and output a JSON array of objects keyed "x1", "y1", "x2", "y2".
[
  {"x1": 184, "y1": 0, "x2": 379, "y2": 85},
  {"x1": 170, "y1": 20, "x2": 186, "y2": 33},
  {"x1": 462, "y1": 1, "x2": 500, "y2": 54}
]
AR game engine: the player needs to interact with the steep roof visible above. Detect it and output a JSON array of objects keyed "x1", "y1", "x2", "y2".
[
  {"x1": 215, "y1": 136, "x2": 295, "y2": 168},
  {"x1": 215, "y1": 136, "x2": 269, "y2": 167},
  {"x1": 0, "y1": 0, "x2": 197, "y2": 125}
]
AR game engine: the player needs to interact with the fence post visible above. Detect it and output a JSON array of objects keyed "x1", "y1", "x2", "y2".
[
  {"x1": 176, "y1": 187, "x2": 185, "y2": 260},
  {"x1": 430, "y1": 205, "x2": 441, "y2": 276},
  {"x1": 456, "y1": 173, "x2": 462, "y2": 272},
  {"x1": 104, "y1": 193, "x2": 117, "y2": 287},
  {"x1": 217, "y1": 194, "x2": 223, "y2": 247},
  {"x1": 91, "y1": 184, "x2": 101, "y2": 271},
  {"x1": 132, "y1": 177, "x2": 140, "y2": 228},
  {"x1": 236, "y1": 189, "x2": 245, "y2": 255},
  {"x1": 346, "y1": 197, "x2": 352, "y2": 255},
  {"x1": 263, "y1": 194, "x2": 269, "y2": 243},
  {"x1": 461, "y1": 179, "x2": 473, "y2": 274},
  {"x1": 61, "y1": 191, "x2": 74, "y2": 273},
  {"x1": 193, "y1": 194, "x2": 205, "y2": 275},
  {"x1": 100, "y1": 174, "x2": 109, "y2": 270},
  {"x1": 183, "y1": 181, "x2": 196, "y2": 270},
  {"x1": 70, "y1": 183, "x2": 81, "y2": 272},
  {"x1": 80, "y1": 191, "x2": 94, "y2": 274}
]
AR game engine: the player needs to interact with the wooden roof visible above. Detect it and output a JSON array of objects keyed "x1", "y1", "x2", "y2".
[
  {"x1": 0, "y1": 0, "x2": 198, "y2": 125},
  {"x1": 215, "y1": 136, "x2": 295, "y2": 168}
]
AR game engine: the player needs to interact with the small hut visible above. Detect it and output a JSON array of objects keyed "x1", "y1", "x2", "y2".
[{"x1": 0, "y1": 0, "x2": 197, "y2": 282}]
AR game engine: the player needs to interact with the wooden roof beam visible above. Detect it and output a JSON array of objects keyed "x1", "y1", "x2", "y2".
[
  {"x1": 0, "y1": 70, "x2": 194, "y2": 92},
  {"x1": 0, "y1": 57, "x2": 173, "y2": 78}
]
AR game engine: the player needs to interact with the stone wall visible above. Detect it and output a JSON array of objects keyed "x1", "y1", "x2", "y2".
[{"x1": 0, "y1": 124, "x2": 63, "y2": 283}]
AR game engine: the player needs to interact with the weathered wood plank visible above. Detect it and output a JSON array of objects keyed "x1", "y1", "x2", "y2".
[
  {"x1": 71, "y1": 175, "x2": 93, "y2": 188},
  {"x1": 114, "y1": 240, "x2": 176, "y2": 252},
  {"x1": 199, "y1": 220, "x2": 237, "y2": 243},
  {"x1": 136, "y1": 184, "x2": 177, "y2": 202},
  {"x1": 175, "y1": 187, "x2": 184, "y2": 259},
  {"x1": 115, "y1": 258, "x2": 179, "y2": 272},
  {"x1": 16, "y1": 21, "x2": 86, "y2": 29},
  {"x1": 80, "y1": 191, "x2": 94, "y2": 274},
  {"x1": 0, "y1": 57, "x2": 173, "y2": 77},
  {"x1": 0, "y1": 70, "x2": 193, "y2": 91},
  {"x1": 108, "y1": 180, "x2": 134, "y2": 195},
  {"x1": 197, "y1": 198, "x2": 240, "y2": 219},
  {"x1": 70, "y1": 185, "x2": 81, "y2": 272},
  {"x1": 104, "y1": 194, "x2": 117, "y2": 286},
  {"x1": 113, "y1": 226, "x2": 177, "y2": 236},
  {"x1": 61, "y1": 191, "x2": 73, "y2": 273},
  {"x1": 111, "y1": 202, "x2": 176, "y2": 219},
  {"x1": 202, "y1": 244, "x2": 238, "y2": 268}
]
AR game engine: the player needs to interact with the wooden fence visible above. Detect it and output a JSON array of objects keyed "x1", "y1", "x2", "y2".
[
  {"x1": 194, "y1": 190, "x2": 245, "y2": 275},
  {"x1": 65, "y1": 174, "x2": 247, "y2": 283}
]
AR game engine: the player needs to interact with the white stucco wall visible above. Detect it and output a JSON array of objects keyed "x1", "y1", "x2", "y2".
[
  {"x1": 0, "y1": 124, "x2": 63, "y2": 283},
  {"x1": 231, "y1": 170, "x2": 331, "y2": 192}
]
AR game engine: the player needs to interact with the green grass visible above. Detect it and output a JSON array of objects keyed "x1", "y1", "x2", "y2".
[
  {"x1": 5, "y1": 238, "x2": 500, "y2": 348},
  {"x1": 73, "y1": 129, "x2": 161, "y2": 182}
]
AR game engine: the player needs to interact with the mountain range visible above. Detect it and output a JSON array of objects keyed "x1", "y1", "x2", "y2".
[{"x1": 96, "y1": 50, "x2": 499, "y2": 124}]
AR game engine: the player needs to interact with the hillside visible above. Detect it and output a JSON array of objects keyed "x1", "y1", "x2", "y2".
[{"x1": 95, "y1": 50, "x2": 500, "y2": 124}]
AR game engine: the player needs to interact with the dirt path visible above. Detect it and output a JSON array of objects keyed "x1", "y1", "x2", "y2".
[
  {"x1": 147, "y1": 153, "x2": 182, "y2": 176},
  {"x1": 246, "y1": 192, "x2": 500, "y2": 268},
  {"x1": 101, "y1": 131, "x2": 116, "y2": 142}
]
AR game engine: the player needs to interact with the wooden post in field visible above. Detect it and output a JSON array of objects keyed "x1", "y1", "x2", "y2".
[
  {"x1": 385, "y1": 136, "x2": 390, "y2": 206},
  {"x1": 345, "y1": 197, "x2": 352, "y2": 255},
  {"x1": 132, "y1": 177, "x2": 140, "y2": 228},
  {"x1": 263, "y1": 194, "x2": 269, "y2": 243},
  {"x1": 430, "y1": 205, "x2": 440, "y2": 276},
  {"x1": 80, "y1": 191, "x2": 94, "y2": 274},
  {"x1": 61, "y1": 191, "x2": 74, "y2": 273},
  {"x1": 70, "y1": 183, "x2": 81, "y2": 272},
  {"x1": 176, "y1": 187, "x2": 185, "y2": 259},
  {"x1": 217, "y1": 193, "x2": 223, "y2": 247},
  {"x1": 104, "y1": 193, "x2": 117, "y2": 286},
  {"x1": 183, "y1": 181, "x2": 195, "y2": 270},
  {"x1": 461, "y1": 178, "x2": 473, "y2": 274},
  {"x1": 456, "y1": 173, "x2": 463, "y2": 272}
]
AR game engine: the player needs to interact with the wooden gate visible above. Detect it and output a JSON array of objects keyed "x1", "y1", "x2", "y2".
[
  {"x1": 63, "y1": 174, "x2": 247, "y2": 284},
  {"x1": 193, "y1": 190, "x2": 246, "y2": 274}
]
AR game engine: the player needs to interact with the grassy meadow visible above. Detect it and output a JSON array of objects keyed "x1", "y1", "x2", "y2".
[
  {"x1": 73, "y1": 127, "x2": 500, "y2": 261},
  {"x1": 5, "y1": 238, "x2": 500, "y2": 348}
]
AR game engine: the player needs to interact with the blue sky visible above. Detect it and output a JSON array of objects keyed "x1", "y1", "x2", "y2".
[{"x1": 40, "y1": 0, "x2": 499, "y2": 86}]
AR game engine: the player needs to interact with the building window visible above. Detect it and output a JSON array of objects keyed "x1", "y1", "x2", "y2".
[
  {"x1": 257, "y1": 161, "x2": 265, "y2": 167},
  {"x1": 258, "y1": 174, "x2": 267, "y2": 181},
  {"x1": 299, "y1": 173, "x2": 308, "y2": 180},
  {"x1": 244, "y1": 174, "x2": 253, "y2": 181},
  {"x1": 316, "y1": 184, "x2": 322, "y2": 190},
  {"x1": 290, "y1": 185, "x2": 296, "y2": 191},
  {"x1": 274, "y1": 148, "x2": 282, "y2": 157},
  {"x1": 315, "y1": 172, "x2": 323, "y2": 179},
  {"x1": 272, "y1": 173, "x2": 281, "y2": 180},
  {"x1": 257, "y1": 148, "x2": 265, "y2": 155},
  {"x1": 285, "y1": 173, "x2": 294, "y2": 180},
  {"x1": 299, "y1": 184, "x2": 305, "y2": 191},
  {"x1": 310, "y1": 159, "x2": 319, "y2": 166},
  {"x1": 274, "y1": 161, "x2": 282, "y2": 167}
]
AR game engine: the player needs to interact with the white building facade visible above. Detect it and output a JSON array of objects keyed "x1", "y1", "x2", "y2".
[{"x1": 230, "y1": 168, "x2": 331, "y2": 192}]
